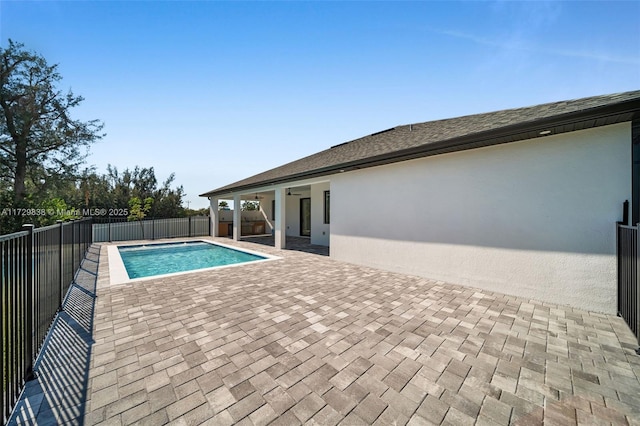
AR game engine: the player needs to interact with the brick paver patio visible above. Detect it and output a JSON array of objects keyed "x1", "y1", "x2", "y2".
[{"x1": 81, "y1": 237, "x2": 640, "y2": 425}]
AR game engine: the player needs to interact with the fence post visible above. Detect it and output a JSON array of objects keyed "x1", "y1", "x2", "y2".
[
  {"x1": 22, "y1": 224, "x2": 35, "y2": 381},
  {"x1": 0, "y1": 240, "x2": 3, "y2": 420},
  {"x1": 71, "y1": 220, "x2": 75, "y2": 285},
  {"x1": 623, "y1": 199, "x2": 630, "y2": 226},
  {"x1": 77, "y1": 219, "x2": 81, "y2": 268},
  {"x1": 189, "y1": 216, "x2": 192, "y2": 238},
  {"x1": 0, "y1": 238, "x2": 3, "y2": 420},
  {"x1": 152, "y1": 217, "x2": 155, "y2": 241},
  {"x1": 57, "y1": 221, "x2": 64, "y2": 308},
  {"x1": 636, "y1": 221, "x2": 640, "y2": 354},
  {"x1": 108, "y1": 214, "x2": 112, "y2": 242},
  {"x1": 88, "y1": 216, "x2": 93, "y2": 249}
]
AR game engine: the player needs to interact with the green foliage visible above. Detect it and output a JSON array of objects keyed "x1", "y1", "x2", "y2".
[
  {"x1": 108, "y1": 165, "x2": 185, "y2": 218},
  {"x1": 241, "y1": 201, "x2": 260, "y2": 211},
  {"x1": 218, "y1": 200, "x2": 229, "y2": 210},
  {"x1": 0, "y1": 40, "x2": 104, "y2": 203},
  {"x1": 38, "y1": 197, "x2": 75, "y2": 223},
  {"x1": 128, "y1": 196, "x2": 153, "y2": 240},
  {"x1": 128, "y1": 197, "x2": 154, "y2": 222},
  {"x1": 0, "y1": 164, "x2": 187, "y2": 234}
]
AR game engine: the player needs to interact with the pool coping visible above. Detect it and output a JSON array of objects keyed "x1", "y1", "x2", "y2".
[{"x1": 107, "y1": 238, "x2": 280, "y2": 286}]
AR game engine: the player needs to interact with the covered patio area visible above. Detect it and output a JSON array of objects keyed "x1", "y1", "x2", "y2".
[{"x1": 206, "y1": 178, "x2": 331, "y2": 251}]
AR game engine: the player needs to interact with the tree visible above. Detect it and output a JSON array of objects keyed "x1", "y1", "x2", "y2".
[
  {"x1": 128, "y1": 196, "x2": 153, "y2": 239},
  {"x1": 39, "y1": 197, "x2": 76, "y2": 222},
  {"x1": 152, "y1": 172, "x2": 185, "y2": 218},
  {"x1": 107, "y1": 165, "x2": 185, "y2": 218},
  {"x1": 128, "y1": 196, "x2": 153, "y2": 222},
  {"x1": 186, "y1": 207, "x2": 209, "y2": 216},
  {"x1": 77, "y1": 167, "x2": 112, "y2": 209},
  {"x1": 0, "y1": 159, "x2": 187, "y2": 233},
  {"x1": 241, "y1": 201, "x2": 259, "y2": 211},
  {"x1": 218, "y1": 200, "x2": 229, "y2": 210},
  {"x1": 0, "y1": 40, "x2": 104, "y2": 204}
]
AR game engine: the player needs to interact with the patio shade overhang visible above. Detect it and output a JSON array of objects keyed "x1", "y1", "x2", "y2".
[{"x1": 200, "y1": 91, "x2": 640, "y2": 199}]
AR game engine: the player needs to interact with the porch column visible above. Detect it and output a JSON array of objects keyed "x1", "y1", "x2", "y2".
[
  {"x1": 274, "y1": 187, "x2": 286, "y2": 249},
  {"x1": 233, "y1": 194, "x2": 241, "y2": 241},
  {"x1": 210, "y1": 197, "x2": 219, "y2": 237}
]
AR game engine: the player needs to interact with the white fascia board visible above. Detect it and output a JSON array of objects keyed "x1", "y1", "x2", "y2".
[{"x1": 218, "y1": 176, "x2": 334, "y2": 199}]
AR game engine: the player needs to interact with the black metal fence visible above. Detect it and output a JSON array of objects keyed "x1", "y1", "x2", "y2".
[
  {"x1": 1, "y1": 218, "x2": 92, "y2": 424},
  {"x1": 92, "y1": 216, "x2": 210, "y2": 242},
  {"x1": 617, "y1": 221, "x2": 640, "y2": 349}
]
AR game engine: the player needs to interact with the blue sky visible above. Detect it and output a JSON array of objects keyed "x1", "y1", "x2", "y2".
[{"x1": 1, "y1": 1, "x2": 638, "y2": 209}]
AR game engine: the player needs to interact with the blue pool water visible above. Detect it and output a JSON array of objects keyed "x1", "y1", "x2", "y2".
[{"x1": 118, "y1": 241, "x2": 266, "y2": 279}]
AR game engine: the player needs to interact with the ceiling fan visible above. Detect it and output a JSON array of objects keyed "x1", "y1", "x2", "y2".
[
  {"x1": 287, "y1": 188, "x2": 302, "y2": 196},
  {"x1": 253, "y1": 193, "x2": 265, "y2": 200}
]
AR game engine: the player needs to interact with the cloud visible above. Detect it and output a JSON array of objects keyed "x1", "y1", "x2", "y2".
[
  {"x1": 432, "y1": 28, "x2": 640, "y2": 66},
  {"x1": 430, "y1": 1, "x2": 638, "y2": 66}
]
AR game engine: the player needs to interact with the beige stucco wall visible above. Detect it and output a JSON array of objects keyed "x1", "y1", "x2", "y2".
[{"x1": 330, "y1": 122, "x2": 632, "y2": 314}]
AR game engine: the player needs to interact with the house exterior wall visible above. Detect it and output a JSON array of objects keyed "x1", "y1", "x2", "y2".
[
  {"x1": 311, "y1": 182, "x2": 330, "y2": 246},
  {"x1": 330, "y1": 122, "x2": 631, "y2": 314},
  {"x1": 285, "y1": 189, "x2": 310, "y2": 237}
]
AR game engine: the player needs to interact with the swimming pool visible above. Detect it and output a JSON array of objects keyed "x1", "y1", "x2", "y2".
[{"x1": 110, "y1": 240, "x2": 274, "y2": 282}]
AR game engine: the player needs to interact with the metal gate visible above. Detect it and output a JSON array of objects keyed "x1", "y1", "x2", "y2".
[{"x1": 616, "y1": 221, "x2": 640, "y2": 352}]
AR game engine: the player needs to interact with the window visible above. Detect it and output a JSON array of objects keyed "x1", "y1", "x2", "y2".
[{"x1": 324, "y1": 190, "x2": 330, "y2": 224}]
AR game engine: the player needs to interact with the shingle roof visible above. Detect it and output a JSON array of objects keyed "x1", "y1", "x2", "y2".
[{"x1": 201, "y1": 90, "x2": 640, "y2": 197}]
